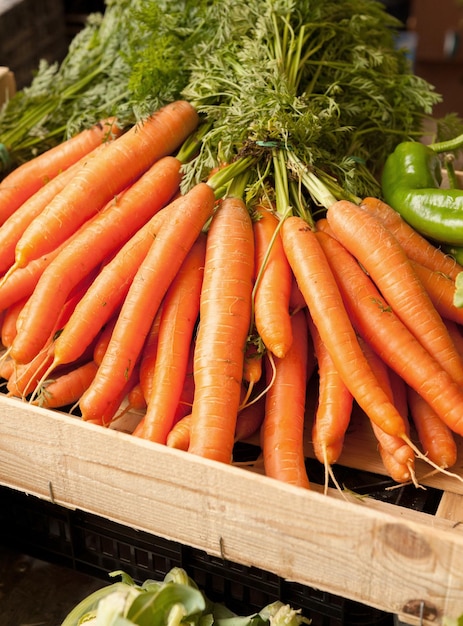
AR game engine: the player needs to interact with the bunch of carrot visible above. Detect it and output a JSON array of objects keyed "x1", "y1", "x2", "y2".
[{"x1": 1, "y1": 99, "x2": 463, "y2": 493}]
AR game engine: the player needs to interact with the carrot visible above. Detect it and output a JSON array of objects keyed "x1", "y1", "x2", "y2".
[
  {"x1": 444, "y1": 318, "x2": 463, "y2": 361},
  {"x1": 85, "y1": 363, "x2": 141, "y2": 427},
  {"x1": 8, "y1": 155, "x2": 182, "y2": 365},
  {"x1": 327, "y1": 200, "x2": 463, "y2": 388},
  {"x1": 1, "y1": 297, "x2": 28, "y2": 348},
  {"x1": 93, "y1": 316, "x2": 119, "y2": 366},
  {"x1": 0, "y1": 143, "x2": 110, "y2": 277},
  {"x1": 138, "y1": 308, "x2": 163, "y2": 404},
  {"x1": 253, "y1": 204, "x2": 293, "y2": 358},
  {"x1": 261, "y1": 309, "x2": 310, "y2": 488},
  {"x1": 307, "y1": 311, "x2": 353, "y2": 468},
  {"x1": 235, "y1": 388, "x2": 266, "y2": 442},
  {"x1": 51, "y1": 207, "x2": 168, "y2": 369},
  {"x1": 126, "y1": 383, "x2": 148, "y2": 413},
  {"x1": 315, "y1": 228, "x2": 463, "y2": 438},
  {"x1": 172, "y1": 340, "x2": 196, "y2": 425},
  {"x1": 0, "y1": 118, "x2": 121, "y2": 227},
  {"x1": 79, "y1": 182, "x2": 215, "y2": 424},
  {"x1": 360, "y1": 197, "x2": 463, "y2": 281},
  {"x1": 135, "y1": 233, "x2": 206, "y2": 444},
  {"x1": 0, "y1": 354, "x2": 14, "y2": 382},
  {"x1": 166, "y1": 414, "x2": 192, "y2": 451},
  {"x1": 13, "y1": 102, "x2": 198, "y2": 268},
  {"x1": 281, "y1": 216, "x2": 406, "y2": 439},
  {"x1": 243, "y1": 339, "x2": 263, "y2": 387},
  {"x1": 407, "y1": 386, "x2": 458, "y2": 469},
  {"x1": 188, "y1": 196, "x2": 255, "y2": 464},
  {"x1": 31, "y1": 360, "x2": 99, "y2": 410},
  {"x1": 378, "y1": 445, "x2": 414, "y2": 485},
  {"x1": 410, "y1": 260, "x2": 463, "y2": 325}
]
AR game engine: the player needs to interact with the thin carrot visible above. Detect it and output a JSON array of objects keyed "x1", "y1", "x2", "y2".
[
  {"x1": 360, "y1": 196, "x2": 463, "y2": 281},
  {"x1": 135, "y1": 233, "x2": 206, "y2": 444},
  {"x1": 13, "y1": 101, "x2": 199, "y2": 268},
  {"x1": 0, "y1": 118, "x2": 121, "y2": 227},
  {"x1": 93, "y1": 316, "x2": 119, "y2": 367},
  {"x1": 235, "y1": 387, "x2": 266, "y2": 442},
  {"x1": 281, "y1": 216, "x2": 406, "y2": 439},
  {"x1": 407, "y1": 386, "x2": 458, "y2": 469},
  {"x1": 327, "y1": 200, "x2": 463, "y2": 388},
  {"x1": 166, "y1": 414, "x2": 192, "y2": 451},
  {"x1": 85, "y1": 363, "x2": 141, "y2": 427},
  {"x1": 126, "y1": 383, "x2": 148, "y2": 413},
  {"x1": 410, "y1": 260, "x2": 463, "y2": 325},
  {"x1": 253, "y1": 204, "x2": 293, "y2": 358},
  {"x1": 261, "y1": 309, "x2": 310, "y2": 488},
  {"x1": 315, "y1": 228, "x2": 463, "y2": 438},
  {"x1": 444, "y1": 318, "x2": 463, "y2": 361},
  {"x1": 1, "y1": 297, "x2": 28, "y2": 348},
  {"x1": 138, "y1": 308, "x2": 163, "y2": 404},
  {"x1": 307, "y1": 311, "x2": 353, "y2": 468},
  {"x1": 31, "y1": 360, "x2": 99, "y2": 410},
  {"x1": 172, "y1": 340, "x2": 196, "y2": 425},
  {"x1": 243, "y1": 339, "x2": 263, "y2": 387},
  {"x1": 9, "y1": 155, "x2": 182, "y2": 365},
  {"x1": 51, "y1": 207, "x2": 168, "y2": 369},
  {"x1": 0, "y1": 143, "x2": 110, "y2": 277},
  {"x1": 0, "y1": 354, "x2": 14, "y2": 382},
  {"x1": 378, "y1": 445, "x2": 414, "y2": 485},
  {"x1": 79, "y1": 182, "x2": 215, "y2": 424},
  {"x1": 188, "y1": 196, "x2": 255, "y2": 464}
]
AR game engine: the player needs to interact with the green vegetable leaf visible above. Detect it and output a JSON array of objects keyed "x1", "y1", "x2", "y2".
[{"x1": 126, "y1": 583, "x2": 206, "y2": 626}]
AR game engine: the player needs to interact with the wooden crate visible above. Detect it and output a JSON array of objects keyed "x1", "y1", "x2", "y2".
[
  {"x1": 0, "y1": 67, "x2": 16, "y2": 107},
  {"x1": 0, "y1": 392, "x2": 463, "y2": 625}
]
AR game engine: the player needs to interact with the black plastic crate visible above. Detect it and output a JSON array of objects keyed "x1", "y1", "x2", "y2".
[{"x1": 0, "y1": 484, "x2": 404, "y2": 626}]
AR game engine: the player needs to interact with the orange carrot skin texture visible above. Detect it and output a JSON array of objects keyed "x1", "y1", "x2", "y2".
[
  {"x1": 307, "y1": 312, "x2": 353, "y2": 467},
  {"x1": 79, "y1": 182, "x2": 215, "y2": 424},
  {"x1": 126, "y1": 383, "x2": 147, "y2": 413},
  {"x1": 411, "y1": 260, "x2": 463, "y2": 325},
  {"x1": 53, "y1": 208, "x2": 167, "y2": 367},
  {"x1": 377, "y1": 445, "x2": 412, "y2": 484},
  {"x1": 14, "y1": 101, "x2": 199, "y2": 267},
  {"x1": 31, "y1": 361, "x2": 99, "y2": 409},
  {"x1": 0, "y1": 118, "x2": 121, "y2": 227},
  {"x1": 138, "y1": 308, "x2": 163, "y2": 404},
  {"x1": 9, "y1": 156, "x2": 182, "y2": 365},
  {"x1": 261, "y1": 309, "x2": 310, "y2": 488},
  {"x1": 253, "y1": 205, "x2": 293, "y2": 358},
  {"x1": 316, "y1": 229, "x2": 463, "y2": 437},
  {"x1": 0, "y1": 143, "x2": 110, "y2": 276},
  {"x1": 407, "y1": 386, "x2": 457, "y2": 469},
  {"x1": 1, "y1": 297, "x2": 27, "y2": 348},
  {"x1": 327, "y1": 200, "x2": 463, "y2": 388},
  {"x1": 188, "y1": 197, "x2": 255, "y2": 464},
  {"x1": 360, "y1": 197, "x2": 463, "y2": 281},
  {"x1": 166, "y1": 414, "x2": 192, "y2": 451},
  {"x1": 235, "y1": 392, "x2": 266, "y2": 442},
  {"x1": 136, "y1": 233, "x2": 206, "y2": 444},
  {"x1": 281, "y1": 216, "x2": 405, "y2": 439}
]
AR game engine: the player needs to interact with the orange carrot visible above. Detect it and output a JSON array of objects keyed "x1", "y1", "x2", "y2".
[
  {"x1": 235, "y1": 389, "x2": 266, "y2": 443},
  {"x1": 410, "y1": 260, "x2": 463, "y2": 325},
  {"x1": 126, "y1": 383, "x2": 148, "y2": 413},
  {"x1": 31, "y1": 360, "x2": 99, "y2": 410},
  {"x1": 14, "y1": 101, "x2": 199, "y2": 267},
  {"x1": 135, "y1": 233, "x2": 206, "y2": 444},
  {"x1": 315, "y1": 228, "x2": 463, "y2": 438},
  {"x1": 79, "y1": 182, "x2": 215, "y2": 424},
  {"x1": 281, "y1": 216, "x2": 406, "y2": 439},
  {"x1": 360, "y1": 197, "x2": 463, "y2": 280},
  {"x1": 172, "y1": 340, "x2": 196, "y2": 425},
  {"x1": 327, "y1": 200, "x2": 463, "y2": 388},
  {"x1": 307, "y1": 311, "x2": 353, "y2": 467},
  {"x1": 407, "y1": 386, "x2": 458, "y2": 469},
  {"x1": 51, "y1": 207, "x2": 168, "y2": 368},
  {"x1": 93, "y1": 316, "x2": 119, "y2": 366},
  {"x1": 243, "y1": 339, "x2": 263, "y2": 387},
  {"x1": 261, "y1": 309, "x2": 310, "y2": 488},
  {"x1": 253, "y1": 204, "x2": 293, "y2": 358},
  {"x1": 188, "y1": 196, "x2": 255, "y2": 464},
  {"x1": 0, "y1": 143, "x2": 110, "y2": 276},
  {"x1": 0, "y1": 118, "x2": 121, "y2": 227},
  {"x1": 138, "y1": 308, "x2": 163, "y2": 404},
  {"x1": 166, "y1": 414, "x2": 192, "y2": 451},
  {"x1": 0, "y1": 354, "x2": 14, "y2": 381},
  {"x1": 377, "y1": 445, "x2": 414, "y2": 485},
  {"x1": 9, "y1": 156, "x2": 182, "y2": 365},
  {"x1": 1, "y1": 297, "x2": 28, "y2": 348}
]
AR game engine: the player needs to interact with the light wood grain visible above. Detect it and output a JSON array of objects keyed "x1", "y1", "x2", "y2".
[{"x1": 1, "y1": 395, "x2": 463, "y2": 624}]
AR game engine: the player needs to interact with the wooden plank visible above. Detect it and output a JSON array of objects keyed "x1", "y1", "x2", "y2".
[{"x1": 1, "y1": 395, "x2": 463, "y2": 624}]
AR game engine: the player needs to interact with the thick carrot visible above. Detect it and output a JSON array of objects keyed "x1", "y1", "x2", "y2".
[
  {"x1": 281, "y1": 216, "x2": 406, "y2": 439},
  {"x1": 51, "y1": 207, "x2": 168, "y2": 368},
  {"x1": 14, "y1": 101, "x2": 199, "y2": 267},
  {"x1": 0, "y1": 118, "x2": 121, "y2": 227},
  {"x1": 410, "y1": 260, "x2": 463, "y2": 325},
  {"x1": 315, "y1": 228, "x2": 463, "y2": 437},
  {"x1": 188, "y1": 196, "x2": 255, "y2": 464},
  {"x1": 0, "y1": 143, "x2": 110, "y2": 277},
  {"x1": 9, "y1": 156, "x2": 182, "y2": 365},
  {"x1": 378, "y1": 445, "x2": 414, "y2": 485},
  {"x1": 253, "y1": 204, "x2": 293, "y2": 358},
  {"x1": 360, "y1": 197, "x2": 463, "y2": 281},
  {"x1": 79, "y1": 182, "x2": 215, "y2": 424},
  {"x1": 30, "y1": 360, "x2": 99, "y2": 410},
  {"x1": 261, "y1": 309, "x2": 310, "y2": 488},
  {"x1": 327, "y1": 200, "x2": 463, "y2": 388},
  {"x1": 307, "y1": 311, "x2": 353, "y2": 467},
  {"x1": 407, "y1": 386, "x2": 458, "y2": 469},
  {"x1": 135, "y1": 233, "x2": 206, "y2": 444}
]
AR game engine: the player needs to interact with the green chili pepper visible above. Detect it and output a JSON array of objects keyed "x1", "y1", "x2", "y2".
[{"x1": 381, "y1": 137, "x2": 463, "y2": 246}]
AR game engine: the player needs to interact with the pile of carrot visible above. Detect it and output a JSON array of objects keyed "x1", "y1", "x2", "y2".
[{"x1": 1, "y1": 99, "x2": 463, "y2": 493}]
